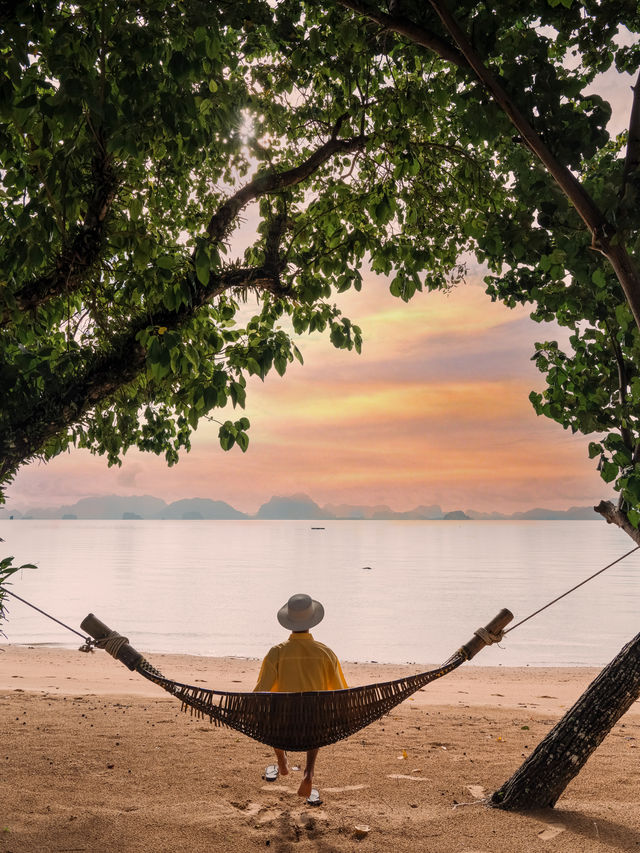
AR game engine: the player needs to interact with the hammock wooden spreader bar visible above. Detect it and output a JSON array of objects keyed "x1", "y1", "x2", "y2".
[{"x1": 81, "y1": 609, "x2": 513, "y2": 751}]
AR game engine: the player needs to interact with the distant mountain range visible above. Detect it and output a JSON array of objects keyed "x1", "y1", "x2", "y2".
[{"x1": 0, "y1": 492, "x2": 600, "y2": 521}]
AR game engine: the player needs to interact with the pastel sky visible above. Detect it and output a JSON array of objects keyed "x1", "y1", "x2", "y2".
[
  {"x1": 6, "y1": 61, "x2": 635, "y2": 515},
  {"x1": 7, "y1": 271, "x2": 608, "y2": 515}
]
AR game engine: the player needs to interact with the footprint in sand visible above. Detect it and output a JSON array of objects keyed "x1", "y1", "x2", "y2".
[
  {"x1": 230, "y1": 801, "x2": 263, "y2": 817},
  {"x1": 231, "y1": 801, "x2": 285, "y2": 825},
  {"x1": 538, "y1": 824, "x2": 566, "y2": 841},
  {"x1": 257, "y1": 808, "x2": 282, "y2": 825}
]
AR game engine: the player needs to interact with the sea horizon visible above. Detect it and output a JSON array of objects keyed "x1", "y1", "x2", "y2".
[{"x1": 0, "y1": 490, "x2": 605, "y2": 522}]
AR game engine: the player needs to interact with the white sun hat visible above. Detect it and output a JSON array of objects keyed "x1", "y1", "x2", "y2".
[{"x1": 277, "y1": 593, "x2": 325, "y2": 631}]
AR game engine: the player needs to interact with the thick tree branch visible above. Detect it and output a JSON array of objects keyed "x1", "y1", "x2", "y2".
[
  {"x1": 594, "y1": 500, "x2": 640, "y2": 546},
  {"x1": 426, "y1": 1, "x2": 606, "y2": 237},
  {"x1": 620, "y1": 69, "x2": 640, "y2": 202},
  {"x1": 263, "y1": 210, "x2": 289, "y2": 274},
  {"x1": 427, "y1": 0, "x2": 640, "y2": 331},
  {"x1": 0, "y1": 151, "x2": 118, "y2": 328},
  {"x1": 336, "y1": 0, "x2": 467, "y2": 69},
  {"x1": 207, "y1": 134, "x2": 368, "y2": 242}
]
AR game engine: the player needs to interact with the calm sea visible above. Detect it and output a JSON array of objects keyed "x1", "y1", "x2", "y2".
[{"x1": 1, "y1": 520, "x2": 638, "y2": 667}]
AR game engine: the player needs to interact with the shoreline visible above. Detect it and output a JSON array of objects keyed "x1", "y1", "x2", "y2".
[
  {"x1": 2, "y1": 645, "x2": 639, "y2": 852},
  {"x1": 1, "y1": 644, "x2": 624, "y2": 716}
]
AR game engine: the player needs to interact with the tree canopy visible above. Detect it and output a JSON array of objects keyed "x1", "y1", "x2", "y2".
[{"x1": 2, "y1": 1, "x2": 640, "y2": 534}]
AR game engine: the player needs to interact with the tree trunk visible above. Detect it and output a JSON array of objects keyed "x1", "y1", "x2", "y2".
[{"x1": 490, "y1": 630, "x2": 640, "y2": 809}]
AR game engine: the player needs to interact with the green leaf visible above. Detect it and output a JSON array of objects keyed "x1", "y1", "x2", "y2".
[
  {"x1": 16, "y1": 94, "x2": 38, "y2": 109},
  {"x1": 246, "y1": 357, "x2": 262, "y2": 376},
  {"x1": 626, "y1": 508, "x2": 640, "y2": 528},
  {"x1": 588, "y1": 442, "x2": 602, "y2": 459},
  {"x1": 195, "y1": 249, "x2": 210, "y2": 286},
  {"x1": 600, "y1": 461, "x2": 618, "y2": 484}
]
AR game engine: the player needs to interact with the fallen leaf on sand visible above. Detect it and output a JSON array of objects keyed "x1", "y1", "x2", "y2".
[
  {"x1": 465, "y1": 785, "x2": 486, "y2": 799},
  {"x1": 538, "y1": 824, "x2": 566, "y2": 841}
]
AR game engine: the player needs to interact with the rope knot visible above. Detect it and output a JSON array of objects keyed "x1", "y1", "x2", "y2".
[
  {"x1": 474, "y1": 626, "x2": 504, "y2": 646},
  {"x1": 95, "y1": 630, "x2": 130, "y2": 659}
]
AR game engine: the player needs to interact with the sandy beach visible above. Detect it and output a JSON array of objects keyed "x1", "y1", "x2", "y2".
[{"x1": 1, "y1": 645, "x2": 639, "y2": 852}]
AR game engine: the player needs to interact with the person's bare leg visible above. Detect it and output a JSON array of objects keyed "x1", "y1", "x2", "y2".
[
  {"x1": 297, "y1": 748, "x2": 319, "y2": 798},
  {"x1": 274, "y1": 748, "x2": 289, "y2": 776}
]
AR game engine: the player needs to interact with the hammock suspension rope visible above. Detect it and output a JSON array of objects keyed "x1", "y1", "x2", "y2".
[{"x1": 503, "y1": 545, "x2": 639, "y2": 634}]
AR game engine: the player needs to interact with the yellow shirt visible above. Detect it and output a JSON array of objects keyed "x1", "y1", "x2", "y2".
[{"x1": 253, "y1": 632, "x2": 347, "y2": 693}]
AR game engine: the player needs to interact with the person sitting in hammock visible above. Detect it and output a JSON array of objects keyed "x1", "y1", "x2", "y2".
[{"x1": 254, "y1": 593, "x2": 347, "y2": 798}]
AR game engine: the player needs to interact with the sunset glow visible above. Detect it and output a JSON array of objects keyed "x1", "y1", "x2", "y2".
[{"x1": 7, "y1": 276, "x2": 606, "y2": 516}]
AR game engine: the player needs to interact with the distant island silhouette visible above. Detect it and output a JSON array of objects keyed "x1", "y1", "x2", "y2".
[{"x1": 0, "y1": 492, "x2": 600, "y2": 521}]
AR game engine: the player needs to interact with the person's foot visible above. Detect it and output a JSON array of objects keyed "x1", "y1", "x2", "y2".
[
  {"x1": 297, "y1": 773, "x2": 313, "y2": 798},
  {"x1": 276, "y1": 751, "x2": 290, "y2": 777}
]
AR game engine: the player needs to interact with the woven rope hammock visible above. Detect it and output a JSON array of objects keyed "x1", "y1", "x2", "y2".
[{"x1": 81, "y1": 609, "x2": 512, "y2": 752}]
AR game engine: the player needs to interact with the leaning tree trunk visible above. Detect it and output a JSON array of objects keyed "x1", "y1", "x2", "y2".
[{"x1": 490, "y1": 629, "x2": 640, "y2": 809}]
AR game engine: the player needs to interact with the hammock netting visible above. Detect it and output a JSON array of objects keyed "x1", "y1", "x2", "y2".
[
  {"x1": 136, "y1": 651, "x2": 467, "y2": 751},
  {"x1": 81, "y1": 609, "x2": 512, "y2": 752}
]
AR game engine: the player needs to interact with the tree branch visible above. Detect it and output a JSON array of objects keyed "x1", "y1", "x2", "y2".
[
  {"x1": 3, "y1": 131, "x2": 367, "y2": 329},
  {"x1": 207, "y1": 134, "x2": 368, "y2": 242},
  {"x1": 336, "y1": 0, "x2": 467, "y2": 69},
  {"x1": 427, "y1": 1, "x2": 606, "y2": 236},
  {"x1": 594, "y1": 500, "x2": 640, "y2": 546},
  {"x1": 2, "y1": 128, "x2": 371, "y2": 482},
  {"x1": 339, "y1": 0, "x2": 608, "y2": 243},
  {"x1": 620, "y1": 69, "x2": 640, "y2": 202}
]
